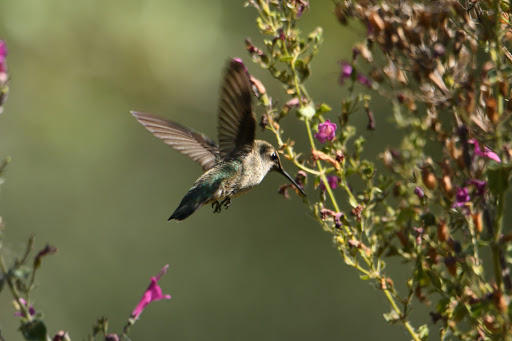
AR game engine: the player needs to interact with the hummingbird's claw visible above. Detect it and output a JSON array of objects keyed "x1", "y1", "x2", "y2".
[
  {"x1": 221, "y1": 197, "x2": 231, "y2": 210},
  {"x1": 212, "y1": 201, "x2": 222, "y2": 213}
]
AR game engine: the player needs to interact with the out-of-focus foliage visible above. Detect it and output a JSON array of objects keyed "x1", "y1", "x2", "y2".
[{"x1": 245, "y1": 0, "x2": 512, "y2": 340}]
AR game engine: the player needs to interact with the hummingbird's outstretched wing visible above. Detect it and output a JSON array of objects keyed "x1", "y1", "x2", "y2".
[
  {"x1": 218, "y1": 59, "x2": 256, "y2": 157},
  {"x1": 131, "y1": 111, "x2": 221, "y2": 171}
]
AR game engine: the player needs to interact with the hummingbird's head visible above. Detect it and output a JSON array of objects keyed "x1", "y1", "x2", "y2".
[{"x1": 256, "y1": 141, "x2": 306, "y2": 197}]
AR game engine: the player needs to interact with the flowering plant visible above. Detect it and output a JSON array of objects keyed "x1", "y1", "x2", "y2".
[{"x1": 246, "y1": 0, "x2": 512, "y2": 339}]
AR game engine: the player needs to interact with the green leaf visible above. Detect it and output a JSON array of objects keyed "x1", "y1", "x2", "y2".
[
  {"x1": 315, "y1": 103, "x2": 331, "y2": 116},
  {"x1": 21, "y1": 320, "x2": 47, "y2": 341},
  {"x1": 488, "y1": 165, "x2": 512, "y2": 196},
  {"x1": 294, "y1": 59, "x2": 310, "y2": 81},
  {"x1": 13, "y1": 265, "x2": 31, "y2": 281},
  {"x1": 297, "y1": 104, "x2": 315, "y2": 119},
  {"x1": 279, "y1": 56, "x2": 294, "y2": 63},
  {"x1": 417, "y1": 324, "x2": 429, "y2": 340},
  {"x1": 348, "y1": 195, "x2": 358, "y2": 208},
  {"x1": 354, "y1": 136, "x2": 366, "y2": 154},
  {"x1": 256, "y1": 17, "x2": 267, "y2": 31}
]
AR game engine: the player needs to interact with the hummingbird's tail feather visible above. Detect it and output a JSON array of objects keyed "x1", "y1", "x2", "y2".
[
  {"x1": 168, "y1": 202, "x2": 203, "y2": 221},
  {"x1": 168, "y1": 186, "x2": 212, "y2": 221}
]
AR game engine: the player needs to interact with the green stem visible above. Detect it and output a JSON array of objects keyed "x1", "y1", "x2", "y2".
[
  {"x1": 0, "y1": 255, "x2": 33, "y2": 321},
  {"x1": 383, "y1": 289, "x2": 421, "y2": 341},
  {"x1": 493, "y1": 191, "x2": 505, "y2": 291}
]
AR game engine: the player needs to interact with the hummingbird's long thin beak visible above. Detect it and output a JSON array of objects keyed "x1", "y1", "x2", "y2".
[{"x1": 278, "y1": 166, "x2": 307, "y2": 197}]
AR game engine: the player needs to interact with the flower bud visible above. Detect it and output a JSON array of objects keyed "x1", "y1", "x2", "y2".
[
  {"x1": 440, "y1": 174, "x2": 453, "y2": 197},
  {"x1": 471, "y1": 212, "x2": 483, "y2": 234},
  {"x1": 422, "y1": 167, "x2": 437, "y2": 190},
  {"x1": 438, "y1": 220, "x2": 449, "y2": 242},
  {"x1": 493, "y1": 290, "x2": 507, "y2": 313}
]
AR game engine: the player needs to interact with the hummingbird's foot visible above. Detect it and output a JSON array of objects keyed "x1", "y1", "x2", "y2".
[
  {"x1": 212, "y1": 201, "x2": 222, "y2": 213},
  {"x1": 220, "y1": 197, "x2": 231, "y2": 210}
]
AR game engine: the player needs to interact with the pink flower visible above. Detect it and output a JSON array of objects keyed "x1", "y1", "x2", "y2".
[
  {"x1": 414, "y1": 186, "x2": 424, "y2": 199},
  {"x1": 314, "y1": 120, "x2": 337, "y2": 143},
  {"x1": 452, "y1": 187, "x2": 470, "y2": 208},
  {"x1": 466, "y1": 179, "x2": 486, "y2": 196},
  {"x1": 356, "y1": 73, "x2": 372, "y2": 88},
  {"x1": 131, "y1": 265, "x2": 171, "y2": 320},
  {"x1": 338, "y1": 61, "x2": 353, "y2": 85},
  {"x1": 469, "y1": 139, "x2": 501, "y2": 162},
  {"x1": 0, "y1": 41, "x2": 7, "y2": 65},
  {"x1": 320, "y1": 175, "x2": 340, "y2": 191},
  {"x1": 0, "y1": 40, "x2": 7, "y2": 82},
  {"x1": 14, "y1": 298, "x2": 36, "y2": 317}
]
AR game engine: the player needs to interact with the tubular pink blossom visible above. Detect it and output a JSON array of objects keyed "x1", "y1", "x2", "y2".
[
  {"x1": 469, "y1": 139, "x2": 501, "y2": 163},
  {"x1": 131, "y1": 265, "x2": 171, "y2": 320}
]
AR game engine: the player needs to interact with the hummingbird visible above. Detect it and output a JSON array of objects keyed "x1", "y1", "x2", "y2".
[{"x1": 131, "y1": 58, "x2": 306, "y2": 221}]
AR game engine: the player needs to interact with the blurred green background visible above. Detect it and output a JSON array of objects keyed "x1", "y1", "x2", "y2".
[{"x1": 0, "y1": 1, "x2": 414, "y2": 340}]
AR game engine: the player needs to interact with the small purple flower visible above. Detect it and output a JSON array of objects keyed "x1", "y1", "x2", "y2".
[
  {"x1": 338, "y1": 61, "x2": 353, "y2": 85},
  {"x1": 314, "y1": 120, "x2": 337, "y2": 143},
  {"x1": 414, "y1": 186, "x2": 425, "y2": 199},
  {"x1": 320, "y1": 175, "x2": 340, "y2": 191},
  {"x1": 357, "y1": 73, "x2": 372, "y2": 88},
  {"x1": 132, "y1": 265, "x2": 171, "y2": 320},
  {"x1": 14, "y1": 298, "x2": 36, "y2": 317},
  {"x1": 469, "y1": 139, "x2": 501, "y2": 163},
  {"x1": 453, "y1": 187, "x2": 470, "y2": 208},
  {"x1": 467, "y1": 179, "x2": 487, "y2": 196}
]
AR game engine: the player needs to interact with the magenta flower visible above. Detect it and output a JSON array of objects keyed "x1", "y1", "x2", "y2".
[
  {"x1": 339, "y1": 61, "x2": 353, "y2": 85},
  {"x1": 314, "y1": 120, "x2": 337, "y2": 143},
  {"x1": 414, "y1": 186, "x2": 425, "y2": 199},
  {"x1": 14, "y1": 298, "x2": 36, "y2": 317},
  {"x1": 469, "y1": 139, "x2": 501, "y2": 162},
  {"x1": 0, "y1": 40, "x2": 7, "y2": 83},
  {"x1": 131, "y1": 265, "x2": 171, "y2": 320},
  {"x1": 0, "y1": 40, "x2": 7, "y2": 70},
  {"x1": 320, "y1": 175, "x2": 340, "y2": 191},
  {"x1": 467, "y1": 179, "x2": 486, "y2": 196},
  {"x1": 356, "y1": 73, "x2": 372, "y2": 88},
  {"x1": 453, "y1": 187, "x2": 470, "y2": 208}
]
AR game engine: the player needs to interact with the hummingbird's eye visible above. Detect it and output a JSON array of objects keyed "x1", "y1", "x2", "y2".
[{"x1": 270, "y1": 152, "x2": 278, "y2": 161}]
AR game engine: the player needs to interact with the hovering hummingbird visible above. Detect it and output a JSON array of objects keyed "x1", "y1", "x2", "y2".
[{"x1": 132, "y1": 58, "x2": 306, "y2": 221}]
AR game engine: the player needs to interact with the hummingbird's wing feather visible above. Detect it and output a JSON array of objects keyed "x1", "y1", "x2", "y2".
[
  {"x1": 218, "y1": 59, "x2": 255, "y2": 157},
  {"x1": 131, "y1": 111, "x2": 220, "y2": 171}
]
